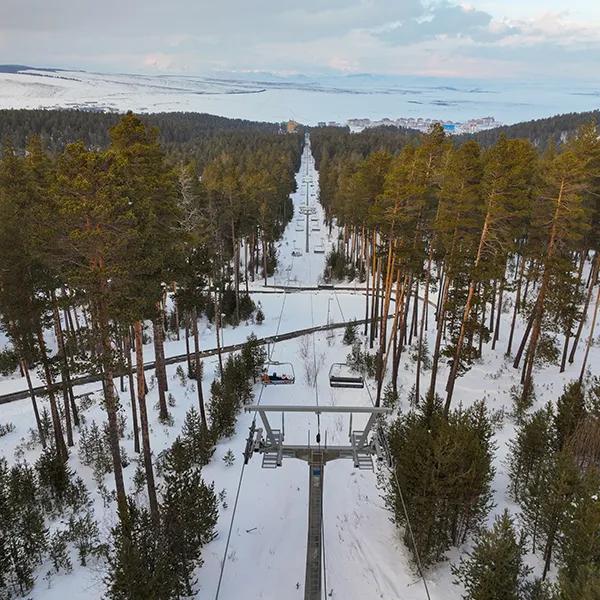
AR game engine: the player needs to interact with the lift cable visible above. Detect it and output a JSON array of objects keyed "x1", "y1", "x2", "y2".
[{"x1": 364, "y1": 383, "x2": 431, "y2": 600}]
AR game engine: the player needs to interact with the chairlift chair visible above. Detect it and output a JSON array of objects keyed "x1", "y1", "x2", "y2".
[
  {"x1": 328, "y1": 363, "x2": 364, "y2": 389},
  {"x1": 261, "y1": 361, "x2": 296, "y2": 385}
]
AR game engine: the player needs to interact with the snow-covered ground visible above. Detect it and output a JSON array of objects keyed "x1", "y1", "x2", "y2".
[
  {"x1": 0, "y1": 137, "x2": 598, "y2": 599},
  {"x1": 4, "y1": 67, "x2": 600, "y2": 124}
]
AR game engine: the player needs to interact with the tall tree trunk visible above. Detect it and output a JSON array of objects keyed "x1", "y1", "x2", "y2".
[
  {"x1": 244, "y1": 239, "x2": 249, "y2": 294},
  {"x1": 369, "y1": 231, "x2": 377, "y2": 343},
  {"x1": 429, "y1": 273, "x2": 451, "y2": 398},
  {"x1": 512, "y1": 310, "x2": 536, "y2": 369},
  {"x1": 185, "y1": 318, "x2": 192, "y2": 376},
  {"x1": 153, "y1": 309, "x2": 169, "y2": 421},
  {"x1": 363, "y1": 229, "x2": 372, "y2": 336},
  {"x1": 492, "y1": 277, "x2": 504, "y2": 350},
  {"x1": 215, "y1": 288, "x2": 224, "y2": 376},
  {"x1": 232, "y1": 219, "x2": 240, "y2": 323},
  {"x1": 52, "y1": 292, "x2": 79, "y2": 425},
  {"x1": 372, "y1": 256, "x2": 382, "y2": 348},
  {"x1": 478, "y1": 293, "x2": 486, "y2": 358},
  {"x1": 96, "y1": 295, "x2": 128, "y2": 521},
  {"x1": 569, "y1": 255, "x2": 599, "y2": 364},
  {"x1": 193, "y1": 309, "x2": 208, "y2": 429},
  {"x1": 506, "y1": 256, "x2": 526, "y2": 356},
  {"x1": 445, "y1": 204, "x2": 494, "y2": 413},
  {"x1": 489, "y1": 279, "x2": 496, "y2": 333},
  {"x1": 415, "y1": 253, "x2": 432, "y2": 401},
  {"x1": 125, "y1": 334, "x2": 140, "y2": 454},
  {"x1": 262, "y1": 237, "x2": 268, "y2": 286},
  {"x1": 521, "y1": 181, "x2": 566, "y2": 398},
  {"x1": 36, "y1": 324, "x2": 68, "y2": 460},
  {"x1": 20, "y1": 357, "x2": 45, "y2": 447},
  {"x1": 391, "y1": 276, "x2": 412, "y2": 391},
  {"x1": 409, "y1": 282, "x2": 419, "y2": 346},
  {"x1": 172, "y1": 282, "x2": 180, "y2": 341},
  {"x1": 51, "y1": 299, "x2": 74, "y2": 446},
  {"x1": 579, "y1": 283, "x2": 600, "y2": 384},
  {"x1": 134, "y1": 320, "x2": 159, "y2": 522},
  {"x1": 383, "y1": 272, "x2": 404, "y2": 396},
  {"x1": 379, "y1": 238, "x2": 395, "y2": 349}
]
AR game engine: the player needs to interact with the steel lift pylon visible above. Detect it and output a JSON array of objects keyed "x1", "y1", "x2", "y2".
[{"x1": 243, "y1": 404, "x2": 392, "y2": 600}]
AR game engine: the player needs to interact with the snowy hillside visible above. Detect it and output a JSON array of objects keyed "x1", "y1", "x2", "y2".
[{"x1": 3, "y1": 66, "x2": 600, "y2": 125}]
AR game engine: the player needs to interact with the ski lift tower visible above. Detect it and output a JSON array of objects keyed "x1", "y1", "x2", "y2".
[
  {"x1": 298, "y1": 204, "x2": 313, "y2": 253},
  {"x1": 243, "y1": 404, "x2": 392, "y2": 600}
]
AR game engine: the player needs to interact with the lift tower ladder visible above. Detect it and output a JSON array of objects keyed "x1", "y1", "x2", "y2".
[{"x1": 243, "y1": 404, "x2": 392, "y2": 600}]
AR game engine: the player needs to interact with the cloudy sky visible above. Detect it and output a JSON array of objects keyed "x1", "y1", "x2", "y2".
[{"x1": 2, "y1": 0, "x2": 600, "y2": 80}]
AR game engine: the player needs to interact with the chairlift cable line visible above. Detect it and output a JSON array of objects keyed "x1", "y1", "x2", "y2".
[
  {"x1": 332, "y1": 286, "x2": 346, "y2": 323},
  {"x1": 364, "y1": 382, "x2": 431, "y2": 600}
]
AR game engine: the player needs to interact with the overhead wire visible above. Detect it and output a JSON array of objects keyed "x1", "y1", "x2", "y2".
[{"x1": 364, "y1": 364, "x2": 431, "y2": 600}]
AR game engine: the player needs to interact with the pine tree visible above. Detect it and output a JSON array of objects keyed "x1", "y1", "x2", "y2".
[
  {"x1": 105, "y1": 500, "x2": 173, "y2": 600},
  {"x1": 445, "y1": 136, "x2": 536, "y2": 411},
  {"x1": 0, "y1": 458, "x2": 48, "y2": 598},
  {"x1": 520, "y1": 450, "x2": 581, "y2": 578},
  {"x1": 342, "y1": 320, "x2": 358, "y2": 345},
  {"x1": 240, "y1": 333, "x2": 266, "y2": 382},
  {"x1": 519, "y1": 124, "x2": 599, "y2": 399},
  {"x1": 507, "y1": 404, "x2": 555, "y2": 502},
  {"x1": 553, "y1": 381, "x2": 586, "y2": 451},
  {"x1": 180, "y1": 406, "x2": 214, "y2": 467},
  {"x1": 555, "y1": 564, "x2": 600, "y2": 600},
  {"x1": 555, "y1": 466, "x2": 600, "y2": 583},
  {"x1": 453, "y1": 510, "x2": 531, "y2": 600},
  {"x1": 161, "y1": 457, "x2": 218, "y2": 597},
  {"x1": 386, "y1": 398, "x2": 494, "y2": 566}
]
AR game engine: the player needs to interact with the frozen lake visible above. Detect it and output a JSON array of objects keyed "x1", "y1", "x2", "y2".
[{"x1": 1, "y1": 66, "x2": 600, "y2": 124}]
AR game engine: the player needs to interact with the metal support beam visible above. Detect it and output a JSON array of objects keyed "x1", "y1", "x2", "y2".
[
  {"x1": 245, "y1": 405, "x2": 391, "y2": 415},
  {"x1": 257, "y1": 409, "x2": 276, "y2": 445},
  {"x1": 355, "y1": 412, "x2": 377, "y2": 450}
]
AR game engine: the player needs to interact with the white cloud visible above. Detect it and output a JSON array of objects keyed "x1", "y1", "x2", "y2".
[{"x1": 1, "y1": 0, "x2": 600, "y2": 80}]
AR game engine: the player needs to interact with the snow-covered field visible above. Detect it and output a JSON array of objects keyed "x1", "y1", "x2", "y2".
[
  {"x1": 0, "y1": 138, "x2": 598, "y2": 599},
  {"x1": 3, "y1": 66, "x2": 600, "y2": 124}
]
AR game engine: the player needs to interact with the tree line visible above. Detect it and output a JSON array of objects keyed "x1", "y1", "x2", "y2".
[{"x1": 313, "y1": 122, "x2": 599, "y2": 409}]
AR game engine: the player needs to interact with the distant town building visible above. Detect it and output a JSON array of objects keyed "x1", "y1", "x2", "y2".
[
  {"x1": 317, "y1": 121, "x2": 326, "y2": 127},
  {"x1": 345, "y1": 115, "x2": 501, "y2": 135},
  {"x1": 287, "y1": 120, "x2": 299, "y2": 133}
]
